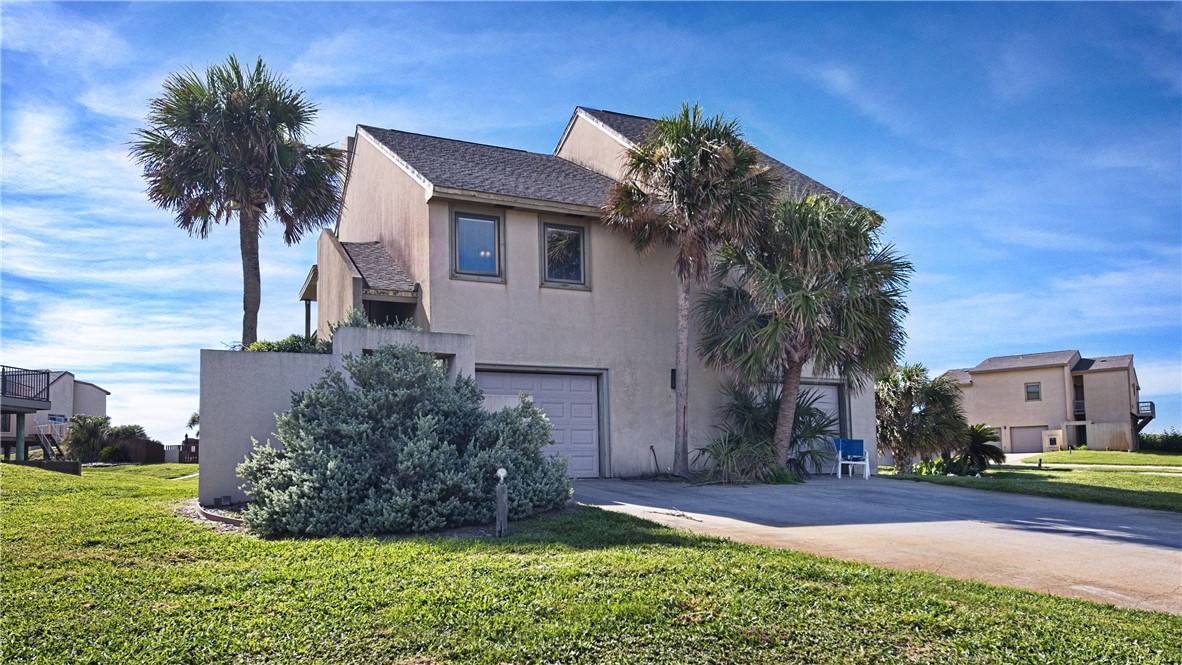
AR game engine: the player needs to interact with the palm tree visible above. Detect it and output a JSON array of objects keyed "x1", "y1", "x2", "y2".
[
  {"x1": 131, "y1": 55, "x2": 343, "y2": 346},
  {"x1": 875, "y1": 363, "x2": 967, "y2": 474},
  {"x1": 957, "y1": 423, "x2": 1005, "y2": 473},
  {"x1": 602, "y1": 103, "x2": 779, "y2": 476},
  {"x1": 697, "y1": 193, "x2": 912, "y2": 469}
]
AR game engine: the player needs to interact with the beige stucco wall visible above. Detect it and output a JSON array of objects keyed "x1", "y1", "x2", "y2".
[
  {"x1": 72, "y1": 382, "x2": 107, "y2": 419},
  {"x1": 960, "y1": 366, "x2": 1071, "y2": 452},
  {"x1": 315, "y1": 229, "x2": 363, "y2": 338},
  {"x1": 554, "y1": 113, "x2": 631, "y2": 181},
  {"x1": 421, "y1": 198, "x2": 877, "y2": 476},
  {"x1": 334, "y1": 130, "x2": 432, "y2": 326},
  {"x1": 1087, "y1": 421, "x2": 1133, "y2": 451},
  {"x1": 1080, "y1": 369, "x2": 1133, "y2": 424},
  {"x1": 198, "y1": 328, "x2": 477, "y2": 505}
]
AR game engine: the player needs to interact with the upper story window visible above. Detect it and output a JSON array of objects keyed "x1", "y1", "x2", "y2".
[
  {"x1": 1024, "y1": 382, "x2": 1041, "y2": 402},
  {"x1": 453, "y1": 212, "x2": 502, "y2": 279},
  {"x1": 542, "y1": 222, "x2": 587, "y2": 288}
]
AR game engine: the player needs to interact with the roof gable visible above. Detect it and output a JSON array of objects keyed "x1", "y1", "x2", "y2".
[
  {"x1": 574, "y1": 107, "x2": 853, "y2": 204},
  {"x1": 1072, "y1": 355, "x2": 1133, "y2": 372}
]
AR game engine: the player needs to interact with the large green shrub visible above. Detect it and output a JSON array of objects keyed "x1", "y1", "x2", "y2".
[
  {"x1": 238, "y1": 344, "x2": 571, "y2": 536},
  {"x1": 244, "y1": 334, "x2": 331, "y2": 354},
  {"x1": 1139, "y1": 428, "x2": 1182, "y2": 452}
]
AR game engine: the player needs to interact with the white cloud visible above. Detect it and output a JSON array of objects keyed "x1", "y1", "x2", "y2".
[
  {"x1": 1133, "y1": 360, "x2": 1182, "y2": 397},
  {"x1": 1, "y1": 3, "x2": 131, "y2": 68}
]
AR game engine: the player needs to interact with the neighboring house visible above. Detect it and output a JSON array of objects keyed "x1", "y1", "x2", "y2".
[
  {"x1": 947, "y1": 350, "x2": 1154, "y2": 453},
  {"x1": 201, "y1": 107, "x2": 878, "y2": 504},
  {"x1": 1, "y1": 369, "x2": 110, "y2": 456}
]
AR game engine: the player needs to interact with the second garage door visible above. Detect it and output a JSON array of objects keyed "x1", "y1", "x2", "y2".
[
  {"x1": 475, "y1": 371, "x2": 600, "y2": 478},
  {"x1": 1010, "y1": 426, "x2": 1046, "y2": 453}
]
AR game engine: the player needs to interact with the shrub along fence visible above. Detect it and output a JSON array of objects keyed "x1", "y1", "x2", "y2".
[{"x1": 1139, "y1": 428, "x2": 1182, "y2": 452}]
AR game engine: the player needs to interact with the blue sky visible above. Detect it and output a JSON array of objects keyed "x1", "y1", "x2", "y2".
[{"x1": 2, "y1": 2, "x2": 1179, "y2": 443}]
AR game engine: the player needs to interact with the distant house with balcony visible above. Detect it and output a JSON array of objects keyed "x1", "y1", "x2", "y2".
[
  {"x1": 1, "y1": 366, "x2": 109, "y2": 460},
  {"x1": 945, "y1": 350, "x2": 1154, "y2": 453}
]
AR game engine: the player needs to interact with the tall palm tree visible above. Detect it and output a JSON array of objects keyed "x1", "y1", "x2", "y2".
[
  {"x1": 698, "y1": 193, "x2": 912, "y2": 469},
  {"x1": 602, "y1": 103, "x2": 779, "y2": 476},
  {"x1": 131, "y1": 55, "x2": 343, "y2": 346},
  {"x1": 875, "y1": 363, "x2": 967, "y2": 474}
]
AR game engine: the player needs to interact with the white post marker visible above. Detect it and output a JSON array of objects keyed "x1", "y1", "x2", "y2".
[{"x1": 495, "y1": 467, "x2": 509, "y2": 537}]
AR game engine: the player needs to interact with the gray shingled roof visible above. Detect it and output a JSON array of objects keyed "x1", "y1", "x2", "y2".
[
  {"x1": 578, "y1": 107, "x2": 853, "y2": 204},
  {"x1": 945, "y1": 368, "x2": 973, "y2": 384},
  {"x1": 360, "y1": 125, "x2": 614, "y2": 208},
  {"x1": 971, "y1": 350, "x2": 1079, "y2": 373},
  {"x1": 340, "y1": 242, "x2": 416, "y2": 292},
  {"x1": 1072, "y1": 355, "x2": 1133, "y2": 372}
]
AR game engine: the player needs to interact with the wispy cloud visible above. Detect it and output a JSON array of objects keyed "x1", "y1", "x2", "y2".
[{"x1": 1, "y1": 3, "x2": 131, "y2": 68}]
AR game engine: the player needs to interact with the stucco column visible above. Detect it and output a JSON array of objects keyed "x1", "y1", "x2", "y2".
[{"x1": 14, "y1": 415, "x2": 27, "y2": 462}]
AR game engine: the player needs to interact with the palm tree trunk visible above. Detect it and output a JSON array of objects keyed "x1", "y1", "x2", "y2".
[
  {"x1": 239, "y1": 208, "x2": 261, "y2": 347},
  {"x1": 673, "y1": 279, "x2": 691, "y2": 477},
  {"x1": 773, "y1": 357, "x2": 805, "y2": 469}
]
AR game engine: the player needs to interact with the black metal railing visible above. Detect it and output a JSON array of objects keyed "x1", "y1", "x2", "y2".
[
  {"x1": 1072, "y1": 400, "x2": 1085, "y2": 414},
  {"x1": 1, "y1": 366, "x2": 51, "y2": 402},
  {"x1": 1137, "y1": 401, "x2": 1155, "y2": 417}
]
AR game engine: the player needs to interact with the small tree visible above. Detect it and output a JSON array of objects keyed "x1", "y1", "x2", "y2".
[
  {"x1": 698, "y1": 194, "x2": 911, "y2": 470},
  {"x1": 63, "y1": 415, "x2": 111, "y2": 463},
  {"x1": 875, "y1": 364, "x2": 967, "y2": 474},
  {"x1": 693, "y1": 383, "x2": 838, "y2": 483},
  {"x1": 955, "y1": 423, "x2": 1005, "y2": 474}
]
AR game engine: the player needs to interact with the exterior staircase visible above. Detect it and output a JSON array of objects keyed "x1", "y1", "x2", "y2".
[
  {"x1": 35, "y1": 423, "x2": 68, "y2": 460},
  {"x1": 1134, "y1": 401, "x2": 1156, "y2": 434}
]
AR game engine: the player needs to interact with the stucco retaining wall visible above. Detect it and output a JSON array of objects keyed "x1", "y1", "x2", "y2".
[{"x1": 198, "y1": 329, "x2": 477, "y2": 505}]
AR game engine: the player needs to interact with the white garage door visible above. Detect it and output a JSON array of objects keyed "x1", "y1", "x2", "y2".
[
  {"x1": 1011, "y1": 426, "x2": 1046, "y2": 453},
  {"x1": 475, "y1": 371, "x2": 600, "y2": 478}
]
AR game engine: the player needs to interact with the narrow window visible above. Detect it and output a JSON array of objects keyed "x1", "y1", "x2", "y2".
[
  {"x1": 1024, "y1": 383, "x2": 1041, "y2": 401},
  {"x1": 543, "y1": 223, "x2": 586, "y2": 286},
  {"x1": 454, "y1": 213, "x2": 501, "y2": 277}
]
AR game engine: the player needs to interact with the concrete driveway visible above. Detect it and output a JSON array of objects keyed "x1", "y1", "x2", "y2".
[{"x1": 573, "y1": 476, "x2": 1182, "y2": 614}]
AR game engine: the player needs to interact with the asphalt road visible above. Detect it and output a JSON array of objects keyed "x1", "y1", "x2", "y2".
[{"x1": 573, "y1": 476, "x2": 1182, "y2": 614}]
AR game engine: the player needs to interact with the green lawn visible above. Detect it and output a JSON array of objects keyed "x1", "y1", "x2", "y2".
[
  {"x1": 1019, "y1": 450, "x2": 1182, "y2": 467},
  {"x1": 888, "y1": 465, "x2": 1182, "y2": 513},
  {"x1": 2, "y1": 465, "x2": 1179, "y2": 664}
]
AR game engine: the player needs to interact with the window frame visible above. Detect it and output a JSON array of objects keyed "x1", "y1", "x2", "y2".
[
  {"x1": 539, "y1": 220, "x2": 591, "y2": 290},
  {"x1": 450, "y1": 210, "x2": 505, "y2": 282},
  {"x1": 1024, "y1": 382, "x2": 1041, "y2": 402}
]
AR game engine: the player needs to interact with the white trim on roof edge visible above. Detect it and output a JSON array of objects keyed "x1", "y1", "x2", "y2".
[{"x1": 554, "y1": 108, "x2": 633, "y2": 156}]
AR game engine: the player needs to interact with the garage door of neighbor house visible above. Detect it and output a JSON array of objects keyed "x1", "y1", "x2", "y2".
[
  {"x1": 475, "y1": 371, "x2": 600, "y2": 478},
  {"x1": 1011, "y1": 426, "x2": 1046, "y2": 453},
  {"x1": 800, "y1": 383, "x2": 841, "y2": 430}
]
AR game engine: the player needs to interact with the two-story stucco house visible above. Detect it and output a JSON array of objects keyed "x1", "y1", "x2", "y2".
[
  {"x1": 296, "y1": 107, "x2": 878, "y2": 479},
  {"x1": 946, "y1": 350, "x2": 1154, "y2": 453},
  {"x1": 1, "y1": 370, "x2": 109, "y2": 459}
]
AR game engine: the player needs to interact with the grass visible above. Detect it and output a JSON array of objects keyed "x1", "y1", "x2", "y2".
[
  {"x1": 1019, "y1": 450, "x2": 1182, "y2": 467},
  {"x1": 887, "y1": 465, "x2": 1182, "y2": 513},
  {"x1": 2, "y1": 465, "x2": 1179, "y2": 664}
]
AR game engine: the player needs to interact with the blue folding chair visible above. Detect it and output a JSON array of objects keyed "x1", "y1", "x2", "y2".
[{"x1": 833, "y1": 438, "x2": 870, "y2": 479}]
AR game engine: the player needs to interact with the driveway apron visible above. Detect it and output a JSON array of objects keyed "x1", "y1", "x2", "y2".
[{"x1": 573, "y1": 477, "x2": 1182, "y2": 614}]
